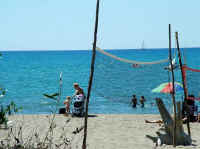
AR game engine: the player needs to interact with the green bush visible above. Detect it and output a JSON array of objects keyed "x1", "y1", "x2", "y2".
[
  {"x1": 0, "y1": 101, "x2": 22, "y2": 125},
  {"x1": 0, "y1": 105, "x2": 8, "y2": 125}
]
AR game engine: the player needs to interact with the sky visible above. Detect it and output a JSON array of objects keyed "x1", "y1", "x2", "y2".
[{"x1": 0, "y1": 0, "x2": 200, "y2": 51}]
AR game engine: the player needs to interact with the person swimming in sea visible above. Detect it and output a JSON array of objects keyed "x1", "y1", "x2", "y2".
[{"x1": 132, "y1": 64, "x2": 140, "y2": 68}]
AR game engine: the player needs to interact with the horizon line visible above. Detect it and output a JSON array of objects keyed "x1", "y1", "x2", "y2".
[{"x1": 0, "y1": 46, "x2": 199, "y2": 52}]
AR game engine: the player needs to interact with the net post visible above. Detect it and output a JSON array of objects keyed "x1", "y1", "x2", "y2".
[
  {"x1": 168, "y1": 24, "x2": 177, "y2": 147},
  {"x1": 176, "y1": 32, "x2": 191, "y2": 137},
  {"x1": 82, "y1": 0, "x2": 100, "y2": 149}
]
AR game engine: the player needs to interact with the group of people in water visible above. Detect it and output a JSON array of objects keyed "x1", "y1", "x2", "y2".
[{"x1": 131, "y1": 94, "x2": 146, "y2": 108}]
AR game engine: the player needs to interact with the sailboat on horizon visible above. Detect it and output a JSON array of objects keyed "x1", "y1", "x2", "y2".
[{"x1": 141, "y1": 40, "x2": 145, "y2": 50}]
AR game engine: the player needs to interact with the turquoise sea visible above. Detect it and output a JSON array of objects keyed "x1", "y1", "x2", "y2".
[{"x1": 0, "y1": 48, "x2": 200, "y2": 114}]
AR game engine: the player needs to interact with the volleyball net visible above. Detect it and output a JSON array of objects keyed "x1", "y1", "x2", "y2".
[
  {"x1": 91, "y1": 47, "x2": 172, "y2": 106},
  {"x1": 183, "y1": 65, "x2": 200, "y2": 101}
]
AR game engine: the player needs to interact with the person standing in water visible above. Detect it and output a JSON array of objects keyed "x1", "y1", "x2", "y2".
[
  {"x1": 140, "y1": 96, "x2": 146, "y2": 108},
  {"x1": 131, "y1": 94, "x2": 137, "y2": 108}
]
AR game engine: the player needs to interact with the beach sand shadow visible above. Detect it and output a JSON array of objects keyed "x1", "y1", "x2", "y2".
[
  {"x1": 62, "y1": 113, "x2": 98, "y2": 118},
  {"x1": 73, "y1": 114, "x2": 98, "y2": 118},
  {"x1": 146, "y1": 133, "x2": 197, "y2": 147},
  {"x1": 88, "y1": 114, "x2": 98, "y2": 117}
]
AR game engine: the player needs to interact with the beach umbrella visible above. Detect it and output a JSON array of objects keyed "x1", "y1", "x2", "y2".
[{"x1": 152, "y1": 82, "x2": 183, "y2": 94}]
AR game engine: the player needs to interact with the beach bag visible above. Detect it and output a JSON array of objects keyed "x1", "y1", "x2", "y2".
[{"x1": 59, "y1": 108, "x2": 66, "y2": 114}]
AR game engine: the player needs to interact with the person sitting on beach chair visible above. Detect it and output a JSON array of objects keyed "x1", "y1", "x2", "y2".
[
  {"x1": 71, "y1": 83, "x2": 85, "y2": 117},
  {"x1": 72, "y1": 83, "x2": 85, "y2": 98},
  {"x1": 182, "y1": 94, "x2": 197, "y2": 122}
]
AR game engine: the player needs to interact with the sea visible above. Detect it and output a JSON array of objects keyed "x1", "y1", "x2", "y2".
[{"x1": 0, "y1": 48, "x2": 200, "y2": 114}]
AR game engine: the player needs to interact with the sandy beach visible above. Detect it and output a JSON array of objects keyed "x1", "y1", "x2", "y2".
[{"x1": 0, "y1": 114, "x2": 199, "y2": 149}]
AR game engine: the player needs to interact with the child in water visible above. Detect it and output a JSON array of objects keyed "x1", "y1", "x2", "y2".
[{"x1": 64, "y1": 96, "x2": 71, "y2": 113}]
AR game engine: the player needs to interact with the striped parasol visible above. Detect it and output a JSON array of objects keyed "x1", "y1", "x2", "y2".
[{"x1": 152, "y1": 82, "x2": 183, "y2": 94}]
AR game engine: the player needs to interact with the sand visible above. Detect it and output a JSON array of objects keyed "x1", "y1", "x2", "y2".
[{"x1": 0, "y1": 114, "x2": 199, "y2": 149}]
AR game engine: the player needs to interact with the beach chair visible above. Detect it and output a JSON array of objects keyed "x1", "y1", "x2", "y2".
[{"x1": 72, "y1": 95, "x2": 85, "y2": 117}]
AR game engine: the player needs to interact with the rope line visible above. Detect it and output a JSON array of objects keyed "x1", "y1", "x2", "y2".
[
  {"x1": 183, "y1": 65, "x2": 200, "y2": 72},
  {"x1": 96, "y1": 47, "x2": 169, "y2": 65}
]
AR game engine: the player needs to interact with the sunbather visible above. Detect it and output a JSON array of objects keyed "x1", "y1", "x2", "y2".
[
  {"x1": 145, "y1": 114, "x2": 200, "y2": 126},
  {"x1": 145, "y1": 119, "x2": 163, "y2": 124}
]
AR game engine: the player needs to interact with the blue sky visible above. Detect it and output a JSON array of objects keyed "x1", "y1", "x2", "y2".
[{"x1": 0, "y1": 0, "x2": 199, "y2": 50}]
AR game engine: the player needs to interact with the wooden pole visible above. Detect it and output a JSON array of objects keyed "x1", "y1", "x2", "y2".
[
  {"x1": 82, "y1": 0, "x2": 100, "y2": 149},
  {"x1": 183, "y1": 48, "x2": 187, "y2": 66},
  {"x1": 175, "y1": 32, "x2": 191, "y2": 137},
  {"x1": 59, "y1": 72, "x2": 62, "y2": 103},
  {"x1": 168, "y1": 24, "x2": 177, "y2": 147}
]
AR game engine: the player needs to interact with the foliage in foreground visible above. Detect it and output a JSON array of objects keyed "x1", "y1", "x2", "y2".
[
  {"x1": 0, "y1": 73, "x2": 83, "y2": 149},
  {"x1": 0, "y1": 101, "x2": 22, "y2": 126}
]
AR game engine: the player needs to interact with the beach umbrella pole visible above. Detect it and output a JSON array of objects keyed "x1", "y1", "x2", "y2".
[
  {"x1": 168, "y1": 24, "x2": 177, "y2": 147},
  {"x1": 82, "y1": 0, "x2": 100, "y2": 149},
  {"x1": 175, "y1": 32, "x2": 191, "y2": 137}
]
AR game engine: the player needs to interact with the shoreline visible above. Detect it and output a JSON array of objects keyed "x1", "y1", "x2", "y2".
[
  {"x1": 0, "y1": 114, "x2": 199, "y2": 149},
  {"x1": 2, "y1": 113, "x2": 162, "y2": 116}
]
